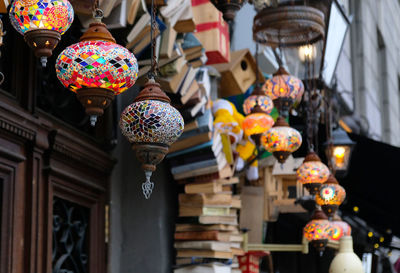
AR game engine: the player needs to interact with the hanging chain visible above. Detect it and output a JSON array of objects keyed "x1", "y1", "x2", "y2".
[
  {"x1": 255, "y1": 42, "x2": 260, "y2": 86},
  {"x1": 149, "y1": 0, "x2": 158, "y2": 79}
]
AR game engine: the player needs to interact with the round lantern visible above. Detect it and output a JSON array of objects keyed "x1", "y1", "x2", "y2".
[
  {"x1": 316, "y1": 174, "x2": 346, "y2": 218},
  {"x1": 261, "y1": 116, "x2": 302, "y2": 163},
  {"x1": 120, "y1": 79, "x2": 184, "y2": 199},
  {"x1": 326, "y1": 221, "x2": 351, "y2": 242},
  {"x1": 297, "y1": 152, "x2": 330, "y2": 195},
  {"x1": 242, "y1": 105, "x2": 274, "y2": 146},
  {"x1": 243, "y1": 86, "x2": 274, "y2": 116},
  {"x1": 56, "y1": 20, "x2": 138, "y2": 126},
  {"x1": 262, "y1": 67, "x2": 304, "y2": 117},
  {"x1": 9, "y1": 0, "x2": 74, "y2": 66},
  {"x1": 303, "y1": 208, "x2": 330, "y2": 253}
]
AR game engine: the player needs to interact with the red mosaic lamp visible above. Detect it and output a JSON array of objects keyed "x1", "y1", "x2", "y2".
[
  {"x1": 326, "y1": 220, "x2": 351, "y2": 242},
  {"x1": 55, "y1": 10, "x2": 139, "y2": 126},
  {"x1": 261, "y1": 116, "x2": 302, "y2": 163},
  {"x1": 297, "y1": 152, "x2": 330, "y2": 195},
  {"x1": 303, "y1": 208, "x2": 330, "y2": 254},
  {"x1": 315, "y1": 174, "x2": 346, "y2": 218},
  {"x1": 9, "y1": 0, "x2": 74, "y2": 67},
  {"x1": 119, "y1": 1, "x2": 184, "y2": 199}
]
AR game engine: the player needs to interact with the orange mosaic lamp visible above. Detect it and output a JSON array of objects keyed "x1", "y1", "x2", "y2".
[
  {"x1": 326, "y1": 220, "x2": 351, "y2": 242},
  {"x1": 316, "y1": 174, "x2": 346, "y2": 218},
  {"x1": 242, "y1": 105, "x2": 274, "y2": 146},
  {"x1": 303, "y1": 208, "x2": 330, "y2": 253},
  {"x1": 261, "y1": 116, "x2": 302, "y2": 163},
  {"x1": 9, "y1": 0, "x2": 74, "y2": 66},
  {"x1": 56, "y1": 13, "x2": 138, "y2": 126},
  {"x1": 297, "y1": 152, "x2": 330, "y2": 195}
]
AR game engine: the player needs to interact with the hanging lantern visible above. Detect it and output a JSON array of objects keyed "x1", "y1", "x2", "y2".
[
  {"x1": 303, "y1": 208, "x2": 330, "y2": 253},
  {"x1": 315, "y1": 174, "x2": 346, "y2": 218},
  {"x1": 210, "y1": 0, "x2": 245, "y2": 21},
  {"x1": 297, "y1": 152, "x2": 330, "y2": 195},
  {"x1": 326, "y1": 221, "x2": 351, "y2": 242},
  {"x1": 120, "y1": 79, "x2": 184, "y2": 199},
  {"x1": 262, "y1": 67, "x2": 304, "y2": 117},
  {"x1": 56, "y1": 15, "x2": 139, "y2": 126},
  {"x1": 9, "y1": 0, "x2": 74, "y2": 67},
  {"x1": 261, "y1": 116, "x2": 302, "y2": 163},
  {"x1": 243, "y1": 85, "x2": 274, "y2": 116},
  {"x1": 242, "y1": 105, "x2": 274, "y2": 146}
]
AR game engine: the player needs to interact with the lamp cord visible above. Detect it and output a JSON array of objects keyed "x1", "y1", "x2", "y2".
[
  {"x1": 149, "y1": 0, "x2": 158, "y2": 79},
  {"x1": 255, "y1": 42, "x2": 259, "y2": 86}
]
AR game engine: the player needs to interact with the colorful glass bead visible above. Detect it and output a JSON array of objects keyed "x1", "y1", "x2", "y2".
[
  {"x1": 119, "y1": 100, "x2": 184, "y2": 146},
  {"x1": 9, "y1": 0, "x2": 74, "y2": 35},
  {"x1": 55, "y1": 40, "x2": 138, "y2": 94},
  {"x1": 243, "y1": 95, "x2": 274, "y2": 115}
]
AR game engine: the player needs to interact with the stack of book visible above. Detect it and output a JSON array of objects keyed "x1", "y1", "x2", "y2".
[{"x1": 167, "y1": 121, "x2": 243, "y2": 272}]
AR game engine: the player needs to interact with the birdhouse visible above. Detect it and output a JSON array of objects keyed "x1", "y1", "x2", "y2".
[
  {"x1": 263, "y1": 155, "x2": 307, "y2": 221},
  {"x1": 212, "y1": 49, "x2": 264, "y2": 97}
]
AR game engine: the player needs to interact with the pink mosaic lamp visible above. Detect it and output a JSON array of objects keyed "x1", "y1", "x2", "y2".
[
  {"x1": 55, "y1": 11, "x2": 138, "y2": 126},
  {"x1": 297, "y1": 152, "x2": 330, "y2": 195},
  {"x1": 303, "y1": 208, "x2": 330, "y2": 254},
  {"x1": 9, "y1": 0, "x2": 74, "y2": 66},
  {"x1": 261, "y1": 116, "x2": 302, "y2": 163},
  {"x1": 316, "y1": 174, "x2": 346, "y2": 218}
]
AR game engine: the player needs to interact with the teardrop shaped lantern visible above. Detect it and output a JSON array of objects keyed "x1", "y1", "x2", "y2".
[
  {"x1": 9, "y1": 0, "x2": 74, "y2": 66},
  {"x1": 261, "y1": 116, "x2": 302, "y2": 163},
  {"x1": 262, "y1": 67, "x2": 304, "y2": 117},
  {"x1": 120, "y1": 79, "x2": 184, "y2": 199},
  {"x1": 297, "y1": 152, "x2": 330, "y2": 195},
  {"x1": 315, "y1": 174, "x2": 346, "y2": 218},
  {"x1": 303, "y1": 208, "x2": 330, "y2": 254},
  {"x1": 56, "y1": 13, "x2": 139, "y2": 126}
]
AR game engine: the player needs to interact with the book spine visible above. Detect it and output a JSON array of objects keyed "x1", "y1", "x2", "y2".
[{"x1": 171, "y1": 158, "x2": 218, "y2": 175}]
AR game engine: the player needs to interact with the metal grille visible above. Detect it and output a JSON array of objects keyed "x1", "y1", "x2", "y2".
[{"x1": 52, "y1": 197, "x2": 89, "y2": 273}]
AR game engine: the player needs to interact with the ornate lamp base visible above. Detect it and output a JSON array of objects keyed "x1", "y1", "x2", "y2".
[
  {"x1": 76, "y1": 88, "x2": 115, "y2": 126},
  {"x1": 321, "y1": 204, "x2": 338, "y2": 219},
  {"x1": 304, "y1": 182, "x2": 322, "y2": 195},
  {"x1": 132, "y1": 143, "x2": 169, "y2": 199},
  {"x1": 311, "y1": 239, "x2": 328, "y2": 255},
  {"x1": 273, "y1": 151, "x2": 291, "y2": 163},
  {"x1": 24, "y1": 29, "x2": 61, "y2": 67}
]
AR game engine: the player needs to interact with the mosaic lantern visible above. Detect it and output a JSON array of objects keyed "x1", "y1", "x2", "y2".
[
  {"x1": 9, "y1": 0, "x2": 74, "y2": 66},
  {"x1": 242, "y1": 106, "x2": 274, "y2": 146},
  {"x1": 261, "y1": 116, "x2": 302, "y2": 163},
  {"x1": 326, "y1": 221, "x2": 351, "y2": 242},
  {"x1": 120, "y1": 79, "x2": 184, "y2": 199},
  {"x1": 243, "y1": 85, "x2": 274, "y2": 116},
  {"x1": 297, "y1": 152, "x2": 330, "y2": 195},
  {"x1": 56, "y1": 19, "x2": 138, "y2": 126},
  {"x1": 303, "y1": 208, "x2": 330, "y2": 253},
  {"x1": 315, "y1": 174, "x2": 346, "y2": 218},
  {"x1": 262, "y1": 67, "x2": 304, "y2": 117}
]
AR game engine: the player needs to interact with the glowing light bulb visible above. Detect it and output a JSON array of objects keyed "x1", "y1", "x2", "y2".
[{"x1": 298, "y1": 44, "x2": 317, "y2": 62}]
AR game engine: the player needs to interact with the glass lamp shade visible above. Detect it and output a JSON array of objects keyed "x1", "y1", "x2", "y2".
[
  {"x1": 297, "y1": 152, "x2": 330, "y2": 195},
  {"x1": 243, "y1": 95, "x2": 274, "y2": 116},
  {"x1": 262, "y1": 67, "x2": 304, "y2": 116},
  {"x1": 261, "y1": 116, "x2": 302, "y2": 163},
  {"x1": 316, "y1": 174, "x2": 346, "y2": 217},
  {"x1": 326, "y1": 221, "x2": 351, "y2": 241},
  {"x1": 304, "y1": 209, "x2": 330, "y2": 253},
  {"x1": 9, "y1": 0, "x2": 74, "y2": 66},
  {"x1": 120, "y1": 79, "x2": 184, "y2": 199},
  {"x1": 242, "y1": 112, "x2": 274, "y2": 137},
  {"x1": 56, "y1": 22, "x2": 138, "y2": 125}
]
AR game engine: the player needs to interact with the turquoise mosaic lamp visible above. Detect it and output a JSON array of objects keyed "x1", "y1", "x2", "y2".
[{"x1": 9, "y1": 0, "x2": 74, "y2": 66}]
